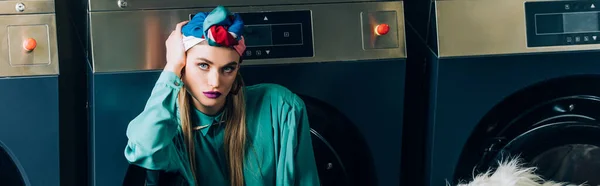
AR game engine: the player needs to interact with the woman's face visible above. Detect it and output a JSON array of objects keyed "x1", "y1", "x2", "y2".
[{"x1": 182, "y1": 44, "x2": 240, "y2": 115}]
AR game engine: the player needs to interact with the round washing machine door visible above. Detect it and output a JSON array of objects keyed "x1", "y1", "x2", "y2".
[
  {"x1": 455, "y1": 95, "x2": 600, "y2": 186},
  {"x1": 300, "y1": 95, "x2": 377, "y2": 186},
  {"x1": 493, "y1": 121, "x2": 600, "y2": 185},
  {"x1": 0, "y1": 142, "x2": 27, "y2": 186}
]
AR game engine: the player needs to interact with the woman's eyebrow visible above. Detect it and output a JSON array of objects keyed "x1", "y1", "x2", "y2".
[{"x1": 195, "y1": 57, "x2": 213, "y2": 64}]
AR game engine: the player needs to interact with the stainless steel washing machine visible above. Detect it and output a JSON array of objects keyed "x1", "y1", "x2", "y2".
[
  {"x1": 404, "y1": 0, "x2": 600, "y2": 185},
  {"x1": 79, "y1": 1, "x2": 407, "y2": 185},
  {"x1": 0, "y1": 1, "x2": 60, "y2": 185}
]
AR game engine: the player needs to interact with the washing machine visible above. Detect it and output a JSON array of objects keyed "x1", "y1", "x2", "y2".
[
  {"x1": 0, "y1": 1, "x2": 60, "y2": 185},
  {"x1": 81, "y1": 0, "x2": 407, "y2": 185},
  {"x1": 403, "y1": 0, "x2": 600, "y2": 185}
]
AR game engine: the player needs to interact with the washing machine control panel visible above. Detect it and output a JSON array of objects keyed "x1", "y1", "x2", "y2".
[
  {"x1": 239, "y1": 11, "x2": 314, "y2": 60},
  {"x1": 526, "y1": 0, "x2": 600, "y2": 47},
  {"x1": 190, "y1": 10, "x2": 314, "y2": 60}
]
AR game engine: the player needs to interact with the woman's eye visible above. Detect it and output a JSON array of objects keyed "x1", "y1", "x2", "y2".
[
  {"x1": 223, "y1": 66, "x2": 235, "y2": 73},
  {"x1": 198, "y1": 63, "x2": 208, "y2": 70}
]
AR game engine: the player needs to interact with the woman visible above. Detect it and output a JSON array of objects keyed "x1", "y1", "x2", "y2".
[{"x1": 124, "y1": 6, "x2": 320, "y2": 186}]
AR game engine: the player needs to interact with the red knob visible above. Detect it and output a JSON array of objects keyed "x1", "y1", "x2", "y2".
[
  {"x1": 375, "y1": 24, "x2": 390, "y2": 36},
  {"x1": 23, "y1": 38, "x2": 37, "y2": 52}
]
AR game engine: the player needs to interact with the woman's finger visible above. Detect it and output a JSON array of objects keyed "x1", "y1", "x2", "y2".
[{"x1": 175, "y1": 21, "x2": 189, "y2": 32}]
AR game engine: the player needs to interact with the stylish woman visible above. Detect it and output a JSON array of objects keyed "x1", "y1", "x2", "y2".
[{"x1": 124, "y1": 6, "x2": 320, "y2": 186}]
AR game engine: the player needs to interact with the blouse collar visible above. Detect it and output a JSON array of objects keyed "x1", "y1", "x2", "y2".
[{"x1": 192, "y1": 108, "x2": 225, "y2": 136}]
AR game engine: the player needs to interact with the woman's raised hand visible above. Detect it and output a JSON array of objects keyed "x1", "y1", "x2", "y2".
[{"x1": 164, "y1": 21, "x2": 189, "y2": 77}]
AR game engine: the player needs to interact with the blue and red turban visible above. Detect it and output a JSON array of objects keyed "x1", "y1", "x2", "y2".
[{"x1": 181, "y1": 6, "x2": 246, "y2": 57}]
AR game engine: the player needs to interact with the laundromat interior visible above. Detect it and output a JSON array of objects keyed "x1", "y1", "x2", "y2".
[{"x1": 1, "y1": 0, "x2": 599, "y2": 185}]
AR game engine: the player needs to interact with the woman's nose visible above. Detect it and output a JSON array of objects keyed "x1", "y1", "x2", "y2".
[{"x1": 207, "y1": 71, "x2": 220, "y2": 88}]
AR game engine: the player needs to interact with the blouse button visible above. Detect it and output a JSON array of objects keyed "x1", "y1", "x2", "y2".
[{"x1": 174, "y1": 81, "x2": 180, "y2": 86}]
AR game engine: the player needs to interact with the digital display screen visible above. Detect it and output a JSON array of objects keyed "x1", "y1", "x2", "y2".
[
  {"x1": 535, "y1": 12, "x2": 600, "y2": 34},
  {"x1": 563, "y1": 12, "x2": 599, "y2": 32},
  {"x1": 244, "y1": 25, "x2": 274, "y2": 47},
  {"x1": 242, "y1": 24, "x2": 303, "y2": 47}
]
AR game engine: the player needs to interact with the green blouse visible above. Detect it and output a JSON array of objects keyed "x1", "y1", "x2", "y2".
[{"x1": 124, "y1": 71, "x2": 320, "y2": 186}]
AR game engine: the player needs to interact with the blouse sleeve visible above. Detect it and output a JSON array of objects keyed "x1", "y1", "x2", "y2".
[
  {"x1": 124, "y1": 70, "x2": 183, "y2": 172},
  {"x1": 276, "y1": 95, "x2": 321, "y2": 186}
]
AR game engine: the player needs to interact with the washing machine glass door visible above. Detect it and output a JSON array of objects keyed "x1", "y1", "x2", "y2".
[
  {"x1": 0, "y1": 143, "x2": 26, "y2": 186},
  {"x1": 493, "y1": 121, "x2": 600, "y2": 185},
  {"x1": 300, "y1": 95, "x2": 377, "y2": 186}
]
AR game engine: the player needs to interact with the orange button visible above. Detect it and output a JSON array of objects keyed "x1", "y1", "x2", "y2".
[
  {"x1": 375, "y1": 24, "x2": 390, "y2": 36},
  {"x1": 23, "y1": 38, "x2": 37, "y2": 52}
]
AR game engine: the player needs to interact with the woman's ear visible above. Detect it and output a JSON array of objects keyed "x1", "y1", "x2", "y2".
[{"x1": 179, "y1": 68, "x2": 186, "y2": 79}]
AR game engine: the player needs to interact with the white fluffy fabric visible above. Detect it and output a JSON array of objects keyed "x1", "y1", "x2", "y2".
[{"x1": 451, "y1": 158, "x2": 586, "y2": 186}]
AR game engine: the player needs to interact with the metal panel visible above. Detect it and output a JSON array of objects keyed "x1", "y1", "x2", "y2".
[
  {"x1": 434, "y1": 0, "x2": 600, "y2": 57},
  {"x1": 362, "y1": 11, "x2": 400, "y2": 49},
  {"x1": 88, "y1": 0, "x2": 383, "y2": 12},
  {"x1": 8, "y1": 25, "x2": 51, "y2": 66},
  {"x1": 0, "y1": 77, "x2": 60, "y2": 186},
  {"x1": 88, "y1": 1, "x2": 406, "y2": 73},
  {"x1": 0, "y1": 14, "x2": 59, "y2": 77},
  {"x1": 0, "y1": 1, "x2": 55, "y2": 15}
]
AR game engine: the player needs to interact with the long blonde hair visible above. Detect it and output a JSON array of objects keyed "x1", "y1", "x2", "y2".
[{"x1": 177, "y1": 72, "x2": 247, "y2": 186}]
